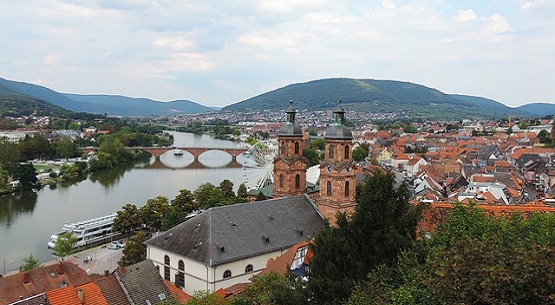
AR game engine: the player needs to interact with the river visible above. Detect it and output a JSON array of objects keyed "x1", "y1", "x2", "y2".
[{"x1": 0, "y1": 131, "x2": 248, "y2": 274}]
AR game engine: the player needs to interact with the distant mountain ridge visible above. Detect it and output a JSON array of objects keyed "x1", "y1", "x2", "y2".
[
  {"x1": 1, "y1": 76, "x2": 552, "y2": 118},
  {"x1": 0, "y1": 77, "x2": 214, "y2": 116},
  {"x1": 223, "y1": 78, "x2": 545, "y2": 119}
]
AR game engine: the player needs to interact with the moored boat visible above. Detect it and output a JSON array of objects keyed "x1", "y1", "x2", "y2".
[
  {"x1": 48, "y1": 213, "x2": 118, "y2": 249},
  {"x1": 173, "y1": 149, "x2": 185, "y2": 156}
]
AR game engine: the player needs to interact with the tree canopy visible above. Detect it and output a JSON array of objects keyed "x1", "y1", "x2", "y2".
[
  {"x1": 308, "y1": 171, "x2": 422, "y2": 305},
  {"x1": 346, "y1": 203, "x2": 555, "y2": 305}
]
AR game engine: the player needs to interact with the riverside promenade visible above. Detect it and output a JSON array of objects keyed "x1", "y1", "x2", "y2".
[{"x1": 6, "y1": 242, "x2": 125, "y2": 277}]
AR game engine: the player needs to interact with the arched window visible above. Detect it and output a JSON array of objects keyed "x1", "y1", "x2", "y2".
[
  {"x1": 223, "y1": 270, "x2": 232, "y2": 279},
  {"x1": 280, "y1": 141, "x2": 286, "y2": 155},
  {"x1": 328, "y1": 145, "x2": 335, "y2": 159},
  {"x1": 295, "y1": 174, "x2": 300, "y2": 189},
  {"x1": 279, "y1": 174, "x2": 284, "y2": 188},
  {"x1": 177, "y1": 260, "x2": 185, "y2": 288},
  {"x1": 294, "y1": 142, "x2": 300, "y2": 155},
  {"x1": 164, "y1": 255, "x2": 170, "y2": 281},
  {"x1": 245, "y1": 264, "x2": 253, "y2": 273},
  {"x1": 345, "y1": 181, "x2": 350, "y2": 197},
  {"x1": 344, "y1": 145, "x2": 350, "y2": 159},
  {"x1": 326, "y1": 181, "x2": 332, "y2": 196}
]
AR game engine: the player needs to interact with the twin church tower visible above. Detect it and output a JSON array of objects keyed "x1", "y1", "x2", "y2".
[{"x1": 272, "y1": 100, "x2": 357, "y2": 220}]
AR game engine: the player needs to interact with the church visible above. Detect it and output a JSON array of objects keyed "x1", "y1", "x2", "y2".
[{"x1": 145, "y1": 101, "x2": 356, "y2": 294}]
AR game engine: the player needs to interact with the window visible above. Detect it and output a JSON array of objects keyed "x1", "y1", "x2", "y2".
[
  {"x1": 344, "y1": 145, "x2": 350, "y2": 159},
  {"x1": 294, "y1": 142, "x2": 300, "y2": 155},
  {"x1": 328, "y1": 145, "x2": 335, "y2": 159},
  {"x1": 245, "y1": 264, "x2": 253, "y2": 273},
  {"x1": 176, "y1": 260, "x2": 185, "y2": 288},
  {"x1": 295, "y1": 174, "x2": 301, "y2": 189},
  {"x1": 279, "y1": 174, "x2": 284, "y2": 188},
  {"x1": 345, "y1": 181, "x2": 350, "y2": 197},
  {"x1": 223, "y1": 270, "x2": 232, "y2": 279},
  {"x1": 327, "y1": 181, "x2": 332, "y2": 196},
  {"x1": 164, "y1": 255, "x2": 170, "y2": 281},
  {"x1": 280, "y1": 141, "x2": 286, "y2": 155}
]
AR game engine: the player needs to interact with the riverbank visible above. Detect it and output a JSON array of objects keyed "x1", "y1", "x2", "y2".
[{"x1": 5, "y1": 241, "x2": 125, "y2": 277}]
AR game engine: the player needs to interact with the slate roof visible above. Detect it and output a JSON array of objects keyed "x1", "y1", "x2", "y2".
[
  {"x1": 0, "y1": 262, "x2": 91, "y2": 305},
  {"x1": 146, "y1": 195, "x2": 324, "y2": 266},
  {"x1": 117, "y1": 261, "x2": 171, "y2": 305}
]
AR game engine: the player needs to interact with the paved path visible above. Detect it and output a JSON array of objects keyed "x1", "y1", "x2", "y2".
[{"x1": 65, "y1": 244, "x2": 124, "y2": 275}]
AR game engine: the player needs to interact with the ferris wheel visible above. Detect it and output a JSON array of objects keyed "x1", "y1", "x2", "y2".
[{"x1": 242, "y1": 140, "x2": 278, "y2": 191}]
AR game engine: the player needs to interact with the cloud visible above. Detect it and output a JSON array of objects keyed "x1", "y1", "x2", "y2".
[
  {"x1": 480, "y1": 13, "x2": 513, "y2": 41},
  {"x1": 455, "y1": 9, "x2": 477, "y2": 22}
]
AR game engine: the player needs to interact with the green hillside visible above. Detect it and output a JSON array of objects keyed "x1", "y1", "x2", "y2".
[
  {"x1": 223, "y1": 78, "x2": 532, "y2": 120},
  {"x1": 0, "y1": 86, "x2": 72, "y2": 117}
]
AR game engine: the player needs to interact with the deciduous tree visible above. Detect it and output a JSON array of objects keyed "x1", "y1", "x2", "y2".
[
  {"x1": 53, "y1": 231, "x2": 77, "y2": 261},
  {"x1": 121, "y1": 231, "x2": 148, "y2": 266},
  {"x1": 113, "y1": 203, "x2": 141, "y2": 236}
]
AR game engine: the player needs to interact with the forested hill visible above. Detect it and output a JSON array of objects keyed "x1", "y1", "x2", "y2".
[
  {"x1": 222, "y1": 78, "x2": 534, "y2": 120},
  {"x1": 0, "y1": 85, "x2": 73, "y2": 117}
]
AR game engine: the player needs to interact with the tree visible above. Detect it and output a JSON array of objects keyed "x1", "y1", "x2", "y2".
[
  {"x1": 255, "y1": 191, "x2": 266, "y2": 201},
  {"x1": 347, "y1": 204, "x2": 555, "y2": 305},
  {"x1": 98, "y1": 135, "x2": 122, "y2": 162},
  {"x1": 139, "y1": 196, "x2": 171, "y2": 231},
  {"x1": 171, "y1": 189, "x2": 198, "y2": 213},
  {"x1": 0, "y1": 139, "x2": 21, "y2": 170},
  {"x1": 121, "y1": 231, "x2": 148, "y2": 266},
  {"x1": 113, "y1": 203, "x2": 141, "y2": 236},
  {"x1": 9, "y1": 163, "x2": 38, "y2": 189},
  {"x1": 234, "y1": 272, "x2": 308, "y2": 305},
  {"x1": 194, "y1": 183, "x2": 224, "y2": 209},
  {"x1": 68, "y1": 121, "x2": 81, "y2": 130},
  {"x1": 302, "y1": 148, "x2": 321, "y2": 167},
  {"x1": 20, "y1": 254, "x2": 41, "y2": 272},
  {"x1": 220, "y1": 179, "x2": 235, "y2": 198},
  {"x1": 53, "y1": 231, "x2": 77, "y2": 260},
  {"x1": 237, "y1": 183, "x2": 248, "y2": 199},
  {"x1": 352, "y1": 146, "x2": 368, "y2": 162},
  {"x1": 308, "y1": 171, "x2": 422, "y2": 305},
  {"x1": 162, "y1": 208, "x2": 189, "y2": 230},
  {"x1": 55, "y1": 135, "x2": 78, "y2": 159}
]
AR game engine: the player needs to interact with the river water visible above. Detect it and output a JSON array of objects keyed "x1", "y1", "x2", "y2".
[{"x1": 0, "y1": 131, "x2": 247, "y2": 274}]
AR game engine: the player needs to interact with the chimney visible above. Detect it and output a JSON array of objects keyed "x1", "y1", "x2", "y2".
[
  {"x1": 22, "y1": 272, "x2": 30, "y2": 284},
  {"x1": 104, "y1": 270, "x2": 110, "y2": 277},
  {"x1": 77, "y1": 288, "x2": 84, "y2": 304},
  {"x1": 57, "y1": 262, "x2": 64, "y2": 275}
]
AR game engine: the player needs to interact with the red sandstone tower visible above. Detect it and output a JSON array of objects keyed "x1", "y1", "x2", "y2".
[
  {"x1": 317, "y1": 100, "x2": 356, "y2": 221},
  {"x1": 273, "y1": 101, "x2": 307, "y2": 198}
]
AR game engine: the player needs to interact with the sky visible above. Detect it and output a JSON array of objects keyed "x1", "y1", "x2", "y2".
[{"x1": 1, "y1": 0, "x2": 554, "y2": 108}]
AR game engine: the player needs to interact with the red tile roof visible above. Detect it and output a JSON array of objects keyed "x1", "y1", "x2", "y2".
[
  {"x1": 46, "y1": 286, "x2": 82, "y2": 305},
  {"x1": 164, "y1": 281, "x2": 192, "y2": 303},
  {"x1": 0, "y1": 262, "x2": 91, "y2": 305},
  {"x1": 79, "y1": 282, "x2": 109, "y2": 305}
]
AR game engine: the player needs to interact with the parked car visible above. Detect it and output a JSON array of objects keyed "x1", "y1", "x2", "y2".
[{"x1": 108, "y1": 241, "x2": 125, "y2": 250}]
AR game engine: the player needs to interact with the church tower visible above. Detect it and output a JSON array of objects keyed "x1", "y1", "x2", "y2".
[
  {"x1": 273, "y1": 101, "x2": 307, "y2": 198},
  {"x1": 317, "y1": 100, "x2": 356, "y2": 221}
]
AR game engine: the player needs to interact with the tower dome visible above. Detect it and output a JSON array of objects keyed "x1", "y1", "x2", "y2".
[
  {"x1": 325, "y1": 100, "x2": 352, "y2": 140},
  {"x1": 277, "y1": 100, "x2": 303, "y2": 137}
]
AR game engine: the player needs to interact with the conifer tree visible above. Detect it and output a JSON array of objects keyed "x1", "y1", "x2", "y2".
[{"x1": 308, "y1": 170, "x2": 422, "y2": 305}]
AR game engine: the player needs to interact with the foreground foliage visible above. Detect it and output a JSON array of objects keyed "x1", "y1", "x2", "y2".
[
  {"x1": 347, "y1": 204, "x2": 555, "y2": 305},
  {"x1": 308, "y1": 171, "x2": 422, "y2": 305}
]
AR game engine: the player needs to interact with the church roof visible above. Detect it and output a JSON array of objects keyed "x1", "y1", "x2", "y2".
[
  {"x1": 277, "y1": 123, "x2": 303, "y2": 137},
  {"x1": 145, "y1": 195, "x2": 324, "y2": 267},
  {"x1": 324, "y1": 124, "x2": 353, "y2": 139},
  {"x1": 324, "y1": 100, "x2": 352, "y2": 140}
]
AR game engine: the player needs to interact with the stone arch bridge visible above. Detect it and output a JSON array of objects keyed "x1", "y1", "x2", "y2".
[{"x1": 81, "y1": 146, "x2": 248, "y2": 162}]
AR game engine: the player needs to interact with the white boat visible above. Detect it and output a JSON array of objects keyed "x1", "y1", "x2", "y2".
[
  {"x1": 47, "y1": 213, "x2": 117, "y2": 249},
  {"x1": 173, "y1": 149, "x2": 185, "y2": 156}
]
